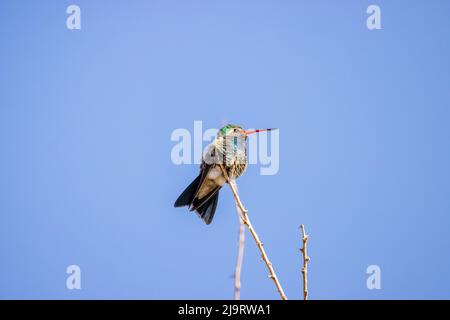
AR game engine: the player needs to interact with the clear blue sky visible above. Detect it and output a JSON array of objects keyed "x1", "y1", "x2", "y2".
[{"x1": 1, "y1": 0, "x2": 450, "y2": 299}]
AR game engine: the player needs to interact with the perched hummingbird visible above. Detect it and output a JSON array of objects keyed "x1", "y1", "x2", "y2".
[{"x1": 174, "y1": 124, "x2": 275, "y2": 225}]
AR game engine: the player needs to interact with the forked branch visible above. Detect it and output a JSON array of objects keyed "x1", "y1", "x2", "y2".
[{"x1": 220, "y1": 165, "x2": 287, "y2": 300}]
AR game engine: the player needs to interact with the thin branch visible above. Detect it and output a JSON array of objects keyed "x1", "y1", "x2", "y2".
[
  {"x1": 300, "y1": 224, "x2": 310, "y2": 300},
  {"x1": 220, "y1": 165, "x2": 287, "y2": 300},
  {"x1": 233, "y1": 183, "x2": 245, "y2": 300}
]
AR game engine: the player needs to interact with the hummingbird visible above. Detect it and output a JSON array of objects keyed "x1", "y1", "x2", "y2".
[{"x1": 174, "y1": 124, "x2": 276, "y2": 225}]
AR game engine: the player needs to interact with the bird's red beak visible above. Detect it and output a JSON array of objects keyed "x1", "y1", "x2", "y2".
[{"x1": 244, "y1": 128, "x2": 277, "y2": 135}]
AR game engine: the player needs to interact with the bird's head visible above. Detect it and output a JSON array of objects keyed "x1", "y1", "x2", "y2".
[{"x1": 218, "y1": 124, "x2": 246, "y2": 139}]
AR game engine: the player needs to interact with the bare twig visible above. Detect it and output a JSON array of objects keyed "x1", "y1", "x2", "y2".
[
  {"x1": 300, "y1": 224, "x2": 310, "y2": 300},
  {"x1": 220, "y1": 165, "x2": 287, "y2": 300},
  {"x1": 233, "y1": 183, "x2": 245, "y2": 300}
]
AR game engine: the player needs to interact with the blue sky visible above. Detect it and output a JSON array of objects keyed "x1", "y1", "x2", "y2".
[{"x1": 1, "y1": 0, "x2": 450, "y2": 299}]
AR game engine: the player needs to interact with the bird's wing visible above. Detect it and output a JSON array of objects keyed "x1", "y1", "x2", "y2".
[
  {"x1": 174, "y1": 174, "x2": 202, "y2": 208},
  {"x1": 189, "y1": 162, "x2": 222, "y2": 212}
]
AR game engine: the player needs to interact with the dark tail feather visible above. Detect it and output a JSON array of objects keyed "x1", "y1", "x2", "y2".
[
  {"x1": 195, "y1": 191, "x2": 219, "y2": 225},
  {"x1": 174, "y1": 174, "x2": 201, "y2": 208}
]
